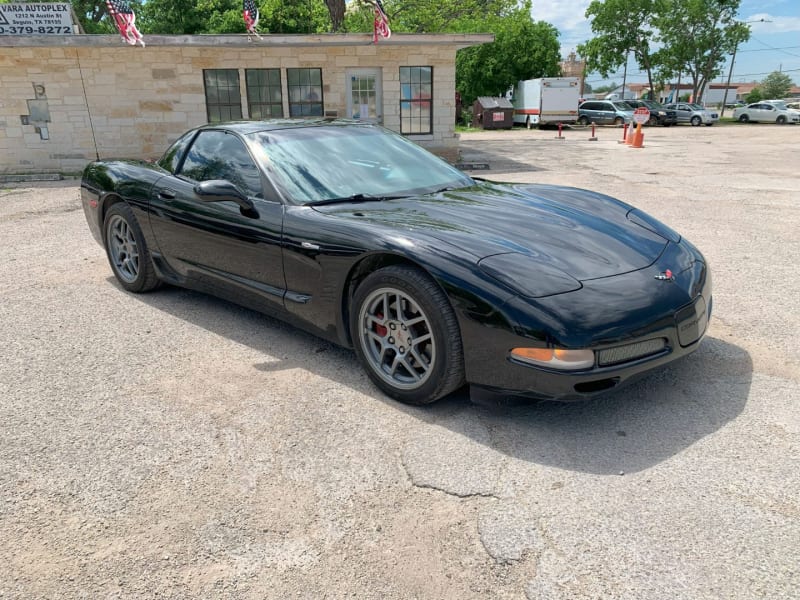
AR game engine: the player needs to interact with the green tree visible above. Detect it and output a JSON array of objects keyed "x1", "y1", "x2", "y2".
[
  {"x1": 577, "y1": 0, "x2": 661, "y2": 101},
  {"x1": 760, "y1": 71, "x2": 793, "y2": 100},
  {"x1": 455, "y1": 5, "x2": 561, "y2": 106},
  {"x1": 654, "y1": 0, "x2": 748, "y2": 102},
  {"x1": 745, "y1": 87, "x2": 762, "y2": 103}
]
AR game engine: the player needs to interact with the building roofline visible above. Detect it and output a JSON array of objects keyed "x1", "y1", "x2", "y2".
[{"x1": 0, "y1": 32, "x2": 494, "y2": 49}]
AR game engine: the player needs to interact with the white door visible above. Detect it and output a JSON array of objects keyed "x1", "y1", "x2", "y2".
[{"x1": 346, "y1": 69, "x2": 382, "y2": 124}]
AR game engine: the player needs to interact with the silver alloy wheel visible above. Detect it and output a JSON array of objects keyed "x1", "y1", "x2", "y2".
[
  {"x1": 358, "y1": 286, "x2": 436, "y2": 390},
  {"x1": 107, "y1": 214, "x2": 139, "y2": 283}
]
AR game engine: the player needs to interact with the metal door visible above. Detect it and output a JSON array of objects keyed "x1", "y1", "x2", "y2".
[{"x1": 346, "y1": 68, "x2": 382, "y2": 124}]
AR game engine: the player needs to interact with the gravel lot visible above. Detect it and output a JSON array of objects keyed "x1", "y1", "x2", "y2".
[{"x1": 1, "y1": 123, "x2": 798, "y2": 599}]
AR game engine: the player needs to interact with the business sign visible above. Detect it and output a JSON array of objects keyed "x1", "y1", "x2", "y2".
[{"x1": 0, "y1": 3, "x2": 75, "y2": 35}]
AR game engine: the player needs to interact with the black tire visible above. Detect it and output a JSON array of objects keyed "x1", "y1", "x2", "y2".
[
  {"x1": 577, "y1": 115, "x2": 590, "y2": 126},
  {"x1": 647, "y1": 116, "x2": 657, "y2": 127},
  {"x1": 777, "y1": 115, "x2": 787, "y2": 125},
  {"x1": 690, "y1": 116, "x2": 702, "y2": 126},
  {"x1": 738, "y1": 114, "x2": 749, "y2": 123},
  {"x1": 350, "y1": 265, "x2": 465, "y2": 405},
  {"x1": 103, "y1": 202, "x2": 161, "y2": 293},
  {"x1": 613, "y1": 116, "x2": 624, "y2": 126}
]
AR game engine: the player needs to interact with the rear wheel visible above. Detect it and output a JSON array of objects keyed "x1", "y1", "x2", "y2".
[
  {"x1": 690, "y1": 116, "x2": 702, "y2": 126},
  {"x1": 738, "y1": 114, "x2": 749, "y2": 123},
  {"x1": 613, "y1": 116, "x2": 624, "y2": 126},
  {"x1": 577, "y1": 115, "x2": 590, "y2": 126},
  {"x1": 104, "y1": 203, "x2": 161, "y2": 293},
  {"x1": 351, "y1": 265, "x2": 465, "y2": 405}
]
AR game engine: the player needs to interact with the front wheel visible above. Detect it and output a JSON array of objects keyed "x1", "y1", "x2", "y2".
[
  {"x1": 104, "y1": 203, "x2": 161, "y2": 293},
  {"x1": 613, "y1": 117, "x2": 624, "y2": 126},
  {"x1": 350, "y1": 265, "x2": 465, "y2": 405},
  {"x1": 690, "y1": 116, "x2": 702, "y2": 126},
  {"x1": 777, "y1": 115, "x2": 787, "y2": 125}
]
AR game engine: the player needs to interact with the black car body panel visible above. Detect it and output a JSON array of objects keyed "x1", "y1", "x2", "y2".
[{"x1": 81, "y1": 120, "x2": 711, "y2": 401}]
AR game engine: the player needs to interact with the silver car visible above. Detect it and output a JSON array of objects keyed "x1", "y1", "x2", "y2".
[
  {"x1": 577, "y1": 100, "x2": 634, "y2": 126},
  {"x1": 664, "y1": 103, "x2": 719, "y2": 126}
]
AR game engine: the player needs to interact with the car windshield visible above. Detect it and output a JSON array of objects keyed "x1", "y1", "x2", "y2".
[
  {"x1": 248, "y1": 125, "x2": 474, "y2": 205},
  {"x1": 613, "y1": 102, "x2": 634, "y2": 110},
  {"x1": 689, "y1": 104, "x2": 706, "y2": 110}
]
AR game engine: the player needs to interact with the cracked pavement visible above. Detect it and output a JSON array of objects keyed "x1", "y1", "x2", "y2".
[{"x1": 1, "y1": 124, "x2": 798, "y2": 598}]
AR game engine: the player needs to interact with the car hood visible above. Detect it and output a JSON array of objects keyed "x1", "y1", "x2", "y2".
[{"x1": 316, "y1": 182, "x2": 669, "y2": 281}]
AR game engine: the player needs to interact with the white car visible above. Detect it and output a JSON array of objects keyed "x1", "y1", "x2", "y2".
[
  {"x1": 763, "y1": 100, "x2": 800, "y2": 117},
  {"x1": 664, "y1": 102, "x2": 719, "y2": 126},
  {"x1": 732, "y1": 102, "x2": 799, "y2": 124}
]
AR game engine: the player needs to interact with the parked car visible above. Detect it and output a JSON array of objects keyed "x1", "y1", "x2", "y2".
[
  {"x1": 664, "y1": 103, "x2": 719, "y2": 126},
  {"x1": 624, "y1": 99, "x2": 677, "y2": 126},
  {"x1": 762, "y1": 100, "x2": 800, "y2": 117},
  {"x1": 732, "y1": 102, "x2": 799, "y2": 124},
  {"x1": 80, "y1": 119, "x2": 710, "y2": 405},
  {"x1": 577, "y1": 100, "x2": 634, "y2": 125}
]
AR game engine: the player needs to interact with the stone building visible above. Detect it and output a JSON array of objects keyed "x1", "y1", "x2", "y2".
[{"x1": 0, "y1": 33, "x2": 492, "y2": 175}]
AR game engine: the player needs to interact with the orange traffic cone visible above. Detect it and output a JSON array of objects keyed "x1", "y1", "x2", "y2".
[
  {"x1": 631, "y1": 123, "x2": 644, "y2": 148},
  {"x1": 625, "y1": 123, "x2": 635, "y2": 145}
]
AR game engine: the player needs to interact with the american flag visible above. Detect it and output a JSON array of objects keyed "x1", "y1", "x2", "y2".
[
  {"x1": 371, "y1": 0, "x2": 391, "y2": 44},
  {"x1": 243, "y1": 0, "x2": 260, "y2": 37},
  {"x1": 105, "y1": 0, "x2": 144, "y2": 47}
]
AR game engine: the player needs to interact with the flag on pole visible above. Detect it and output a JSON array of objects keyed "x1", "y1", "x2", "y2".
[
  {"x1": 370, "y1": 0, "x2": 391, "y2": 44},
  {"x1": 105, "y1": 0, "x2": 144, "y2": 47},
  {"x1": 243, "y1": 0, "x2": 262, "y2": 39}
]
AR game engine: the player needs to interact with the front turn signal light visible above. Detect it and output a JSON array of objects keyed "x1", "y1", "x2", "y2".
[{"x1": 510, "y1": 347, "x2": 595, "y2": 371}]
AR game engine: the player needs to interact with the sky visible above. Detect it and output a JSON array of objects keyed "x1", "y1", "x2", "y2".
[{"x1": 532, "y1": 0, "x2": 800, "y2": 88}]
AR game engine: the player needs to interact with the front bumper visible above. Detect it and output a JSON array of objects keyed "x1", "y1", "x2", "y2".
[{"x1": 462, "y1": 241, "x2": 711, "y2": 400}]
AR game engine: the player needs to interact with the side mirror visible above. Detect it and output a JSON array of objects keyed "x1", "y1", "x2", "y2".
[{"x1": 194, "y1": 180, "x2": 256, "y2": 214}]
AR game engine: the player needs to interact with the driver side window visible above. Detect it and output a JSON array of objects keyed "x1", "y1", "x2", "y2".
[{"x1": 178, "y1": 131, "x2": 263, "y2": 198}]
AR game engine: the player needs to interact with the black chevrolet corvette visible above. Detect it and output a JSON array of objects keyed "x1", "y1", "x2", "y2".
[{"x1": 81, "y1": 120, "x2": 710, "y2": 405}]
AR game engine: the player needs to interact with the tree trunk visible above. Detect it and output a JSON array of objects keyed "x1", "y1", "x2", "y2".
[{"x1": 325, "y1": 0, "x2": 345, "y2": 32}]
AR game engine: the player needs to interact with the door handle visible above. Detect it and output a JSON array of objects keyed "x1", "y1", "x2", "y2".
[{"x1": 158, "y1": 188, "x2": 176, "y2": 200}]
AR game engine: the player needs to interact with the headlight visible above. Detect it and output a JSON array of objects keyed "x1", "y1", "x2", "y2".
[
  {"x1": 510, "y1": 347, "x2": 595, "y2": 370},
  {"x1": 658, "y1": 111, "x2": 666, "y2": 116},
  {"x1": 478, "y1": 253, "x2": 581, "y2": 298}
]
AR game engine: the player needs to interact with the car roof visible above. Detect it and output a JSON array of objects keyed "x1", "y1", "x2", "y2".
[{"x1": 197, "y1": 118, "x2": 370, "y2": 135}]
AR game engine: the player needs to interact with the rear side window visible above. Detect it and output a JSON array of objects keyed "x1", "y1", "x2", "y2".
[
  {"x1": 582, "y1": 102, "x2": 599, "y2": 110},
  {"x1": 158, "y1": 130, "x2": 196, "y2": 173}
]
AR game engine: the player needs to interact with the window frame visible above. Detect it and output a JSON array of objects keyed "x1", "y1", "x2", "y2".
[
  {"x1": 203, "y1": 69, "x2": 243, "y2": 123},
  {"x1": 399, "y1": 66, "x2": 433, "y2": 135},
  {"x1": 245, "y1": 68, "x2": 284, "y2": 120},
  {"x1": 287, "y1": 68, "x2": 324, "y2": 118}
]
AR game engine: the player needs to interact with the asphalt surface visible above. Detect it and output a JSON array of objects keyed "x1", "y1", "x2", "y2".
[{"x1": 1, "y1": 123, "x2": 798, "y2": 599}]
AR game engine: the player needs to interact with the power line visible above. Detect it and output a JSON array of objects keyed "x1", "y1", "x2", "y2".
[{"x1": 748, "y1": 37, "x2": 800, "y2": 59}]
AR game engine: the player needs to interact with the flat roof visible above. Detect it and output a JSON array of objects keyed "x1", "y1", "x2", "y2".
[{"x1": 0, "y1": 33, "x2": 493, "y2": 49}]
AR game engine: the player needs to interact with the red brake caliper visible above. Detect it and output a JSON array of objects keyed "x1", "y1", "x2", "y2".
[{"x1": 374, "y1": 312, "x2": 387, "y2": 337}]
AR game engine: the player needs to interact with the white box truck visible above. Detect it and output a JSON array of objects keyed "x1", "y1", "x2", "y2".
[{"x1": 511, "y1": 77, "x2": 580, "y2": 128}]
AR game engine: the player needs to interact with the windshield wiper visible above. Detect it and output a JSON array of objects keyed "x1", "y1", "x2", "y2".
[{"x1": 307, "y1": 193, "x2": 408, "y2": 207}]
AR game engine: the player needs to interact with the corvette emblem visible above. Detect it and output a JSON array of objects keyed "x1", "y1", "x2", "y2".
[{"x1": 654, "y1": 269, "x2": 674, "y2": 281}]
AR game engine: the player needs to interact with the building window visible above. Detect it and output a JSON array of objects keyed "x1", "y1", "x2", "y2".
[
  {"x1": 287, "y1": 68, "x2": 323, "y2": 117},
  {"x1": 203, "y1": 69, "x2": 243, "y2": 123},
  {"x1": 246, "y1": 69, "x2": 283, "y2": 119},
  {"x1": 400, "y1": 66, "x2": 433, "y2": 134}
]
